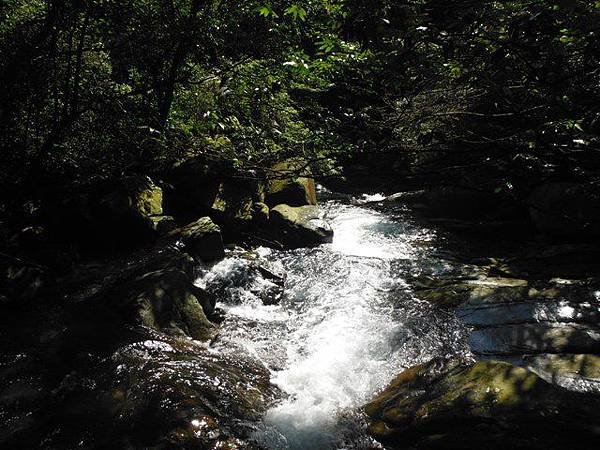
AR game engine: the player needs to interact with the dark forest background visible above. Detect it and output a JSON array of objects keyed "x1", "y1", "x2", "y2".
[{"x1": 1, "y1": 0, "x2": 600, "y2": 227}]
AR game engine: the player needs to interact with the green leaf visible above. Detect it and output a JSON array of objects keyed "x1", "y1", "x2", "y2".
[
  {"x1": 257, "y1": 4, "x2": 278, "y2": 18},
  {"x1": 285, "y1": 5, "x2": 307, "y2": 21}
]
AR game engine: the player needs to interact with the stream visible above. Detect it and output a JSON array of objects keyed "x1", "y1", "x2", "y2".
[
  {"x1": 2, "y1": 193, "x2": 599, "y2": 448},
  {"x1": 195, "y1": 196, "x2": 471, "y2": 449}
]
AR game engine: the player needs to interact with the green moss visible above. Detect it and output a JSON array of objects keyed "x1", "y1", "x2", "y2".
[{"x1": 266, "y1": 159, "x2": 317, "y2": 207}]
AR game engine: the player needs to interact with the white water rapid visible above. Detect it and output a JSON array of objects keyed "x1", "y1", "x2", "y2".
[{"x1": 195, "y1": 199, "x2": 470, "y2": 449}]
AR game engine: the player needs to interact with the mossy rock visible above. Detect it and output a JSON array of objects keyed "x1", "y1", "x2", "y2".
[
  {"x1": 265, "y1": 159, "x2": 317, "y2": 207},
  {"x1": 269, "y1": 204, "x2": 333, "y2": 248},
  {"x1": 210, "y1": 178, "x2": 264, "y2": 224},
  {"x1": 167, "y1": 217, "x2": 224, "y2": 261},
  {"x1": 166, "y1": 158, "x2": 222, "y2": 214},
  {"x1": 365, "y1": 358, "x2": 600, "y2": 449},
  {"x1": 122, "y1": 268, "x2": 217, "y2": 341},
  {"x1": 100, "y1": 176, "x2": 163, "y2": 218},
  {"x1": 145, "y1": 215, "x2": 176, "y2": 234}
]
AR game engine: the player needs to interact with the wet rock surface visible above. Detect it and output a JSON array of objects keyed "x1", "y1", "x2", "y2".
[
  {"x1": 404, "y1": 232, "x2": 600, "y2": 360},
  {"x1": 3, "y1": 189, "x2": 600, "y2": 449},
  {"x1": 0, "y1": 245, "x2": 277, "y2": 448},
  {"x1": 0, "y1": 317, "x2": 277, "y2": 448},
  {"x1": 365, "y1": 358, "x2": 600, "y2": 449},
  {"x1": 166, "y1": 216, "x2": 225, "y2": 262},
  {"x1": 363, "y1": 195, "x2": 600, "y2": 450},
  {"x1": 518, "y1": 353, "x2": 600, "y2": 393},
  {"x1": 265, "y1": 159, "x2": 317, "y2": 208},
  {"x1": 110, "y1": 267, "x2": 218, "y2": 341},
  {"x1": 269, "y1": 204, "x2": 334, "y2": 248}
]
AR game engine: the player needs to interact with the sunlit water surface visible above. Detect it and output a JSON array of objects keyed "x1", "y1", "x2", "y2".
[{"x1": 195, "y1": 200, "x2": 470, "y2": 449}]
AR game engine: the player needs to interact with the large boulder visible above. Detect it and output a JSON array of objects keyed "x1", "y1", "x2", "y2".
[
  {"x1": 62, "y1": 246, "x2": 197, "y2": 303},
  {"x1": 265, "y1": 159, "x2": 317, "y2": 207},
  {"x1": 210, "y1": 177, "x2": 265, "y2": 227},
  {"x1": 528, "y1": 183, "x2": 600, "y2": 237},
  {"x1": 269, "y1": 204, "x2": 333, "y2": 248},
  {"x1": 164, "y1": 158, "x2": 222, "y2": 215},
  {"x1": 365, "y1": 358, "x2": 600, "y2": 449},
  {"x1": 118, "y1": 268, "x2": 218, "y2": 341},
  {"x1": 96, "y1": 339, "x2": 278, "y2": 448},
  {"x1": 167, "y1": 217, "x2": 225, "y2": 261},
  {"x1": 0, "y1": 295, "x2": 277, "y2": 448},
  {"x1": 44, "y1": 176, "x2": 168, "y2": 252},
  {"x1": 61, "y1": 246, "x2": 217, "y2": 341},
  {"x1": 166, "y1": 157, "x2": 267, "y2": 230},
  {"x1": 100, "y1": 176, "x2": 163, "y2": 219}
]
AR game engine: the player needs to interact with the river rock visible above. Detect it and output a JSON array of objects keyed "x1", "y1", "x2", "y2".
[
  {"x1": 414, "y1": 276, "x2": 529, "y2": 308},
  {"x1": 521, "y1": 354, "x2": 600, "y2": 393},
  {"x1": 165, "y1": 157, "x2": 222, "y2": 215},
  {"x1": 0, "y1": 309, "x2": 277, "y2": 448},
  {"x1": 211, "y1": 181, "x2": 254, "y2": 224},
  {"x1": 458, "y1": 298, "x2": 600, "y2": 327},
  {"x1": 265, "y1": 159, "x2": 317, "y2": 207},
  {"x1": 117, "y1": 268, "x2": 217, "y2": 341},
  {"x1": 365, "y1": 358, "x2": 600, "y2": 449},
  {"x1": 99, "y1": 175, "x2": 163, "y2": 218},
  {"x1": 167, "y1": 217, "x2": 224, "y2": 261},
  {"x1": 98, "y1": 338, "x2": 279, "y2": 448},
  {"x1": 269, "y1": 204, "x2": 333, "y2": 248},
  {"x1": 469, "y1": 323, "x2": 600, "y2": 355},
  {"x1": 145, "y1": 215, "x2": 176, "y2": 233}
]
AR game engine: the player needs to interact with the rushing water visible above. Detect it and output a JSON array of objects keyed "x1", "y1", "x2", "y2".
[{"x1": 196, "y1": 197, "x2": 471, "y2": 449}]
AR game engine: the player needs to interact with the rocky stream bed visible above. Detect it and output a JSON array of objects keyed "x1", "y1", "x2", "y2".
[{"x1": 1, "y1": 188, "x2": 600, "y2": 449}]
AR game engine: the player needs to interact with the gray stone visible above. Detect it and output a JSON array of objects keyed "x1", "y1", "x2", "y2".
[
  {"x1": 269, "y1": 204, "x2": 333, "y2": 248},
  {"x1": 167, "y1": 217, "x2": 224, "y2": 261}
]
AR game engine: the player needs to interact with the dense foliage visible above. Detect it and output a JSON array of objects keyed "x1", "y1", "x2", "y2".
[
  {"x1": 340, "y1": 0, "x2": 600, "y2": 196},
  {"x1": 1, "y1": 0, "x2": 599, "y2": 211}
]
